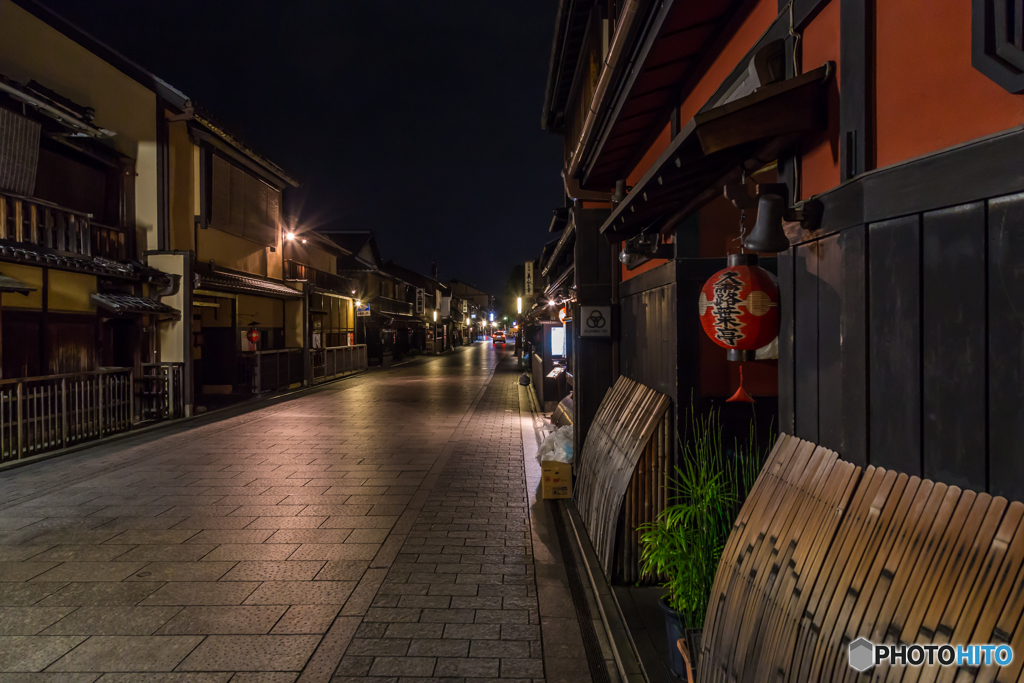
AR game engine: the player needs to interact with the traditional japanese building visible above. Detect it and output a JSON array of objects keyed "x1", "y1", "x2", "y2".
[
  {"x1": 0, "y1": 0, "x2": 368, "y2": 459},
  {"x1": 540, "y1": 0, "x2": 1024, "y2": 591},
  {"x1": 0, "y1": 0, "x2": 186, "y2": 461}
]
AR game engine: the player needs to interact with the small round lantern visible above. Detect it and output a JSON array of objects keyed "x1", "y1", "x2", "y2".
[
  {"x1": 246, "y1": 328, "x2": 260, "y2": 345},
  {"x1": 698, "y1": 254, "x2": 779, "y2": 361}
]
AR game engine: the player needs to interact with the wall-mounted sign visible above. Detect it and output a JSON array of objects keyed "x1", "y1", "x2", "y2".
[
  {"x1": 461, "y1": 299, "x2": 467, "y2": 313},
  {"x1": 356, "y1": 302, "x2": 371, "y2": 317},
  {"x1": 415, "y1": 288, "x2": 425, "y2": 315},
  {"x1": 440, "y1": 296, "x2": 451, "y2": 318},
  {"x1": 525, "y1": 261, "x2": 534, "y2": 294},
  {"x1": 579, "y1": 306, "x2": 611, "y2": 338}
]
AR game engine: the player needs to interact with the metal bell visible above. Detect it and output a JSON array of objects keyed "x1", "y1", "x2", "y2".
[{"x1": 743, "y1": 193, "x2": 791, "y2": 253}]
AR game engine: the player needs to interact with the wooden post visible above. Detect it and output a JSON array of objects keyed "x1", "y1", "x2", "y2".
[
  {"x1": 129, "y1": 370, "x2": 135, "y2": 428},
  {"x1": 16, "y1": 381, "x2": 22, "y2": 460},
  {"x1": 98, "y1": 373, "x2": 104, "y2": 437},
  {"x1": 61, "y1": 378, "x2": 67, "y2": 449},
  {"x1": 13, "y1": 198, "x2": 22, "y2": 242}
]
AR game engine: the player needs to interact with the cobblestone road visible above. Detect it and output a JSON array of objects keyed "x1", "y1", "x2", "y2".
[{"x1": 0, "y1": 343, "x2": 555, "y2": 683}]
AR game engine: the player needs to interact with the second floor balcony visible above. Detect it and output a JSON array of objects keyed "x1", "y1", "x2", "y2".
[
  {"x1": 0, "y1": 189, "x2": 130, "y2": 262},
  {"x1": 376, "y1": 296, "x2": 414, "y2": 317},
  {"x1": 284, "y1": 258, "x2": 354, "y2": 294}
]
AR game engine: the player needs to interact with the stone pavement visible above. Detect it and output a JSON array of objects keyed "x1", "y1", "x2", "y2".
[{"x1": 0, "y1": 343, "x2": 586, "y2": 682}]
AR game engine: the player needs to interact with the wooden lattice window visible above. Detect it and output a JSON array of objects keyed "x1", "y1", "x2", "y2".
[
  {"x1": 210, "y1": 153, "x2": 281, "y2": 247},
  {"x1": 973, "y1": 0, "x2": 1024, "y2": 93}
]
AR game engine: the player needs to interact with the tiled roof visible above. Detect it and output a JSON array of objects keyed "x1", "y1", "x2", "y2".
[
  {"x1": 93, "y1": 293, "x2": 179, "y2": 317},
  {"x1": 195, "y1": 270, "x2": 302, "y2": 298}
]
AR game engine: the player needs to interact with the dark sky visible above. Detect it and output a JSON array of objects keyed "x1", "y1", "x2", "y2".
[{"x1": 40, "y1": 0, "x2": 564, "y2": 297}]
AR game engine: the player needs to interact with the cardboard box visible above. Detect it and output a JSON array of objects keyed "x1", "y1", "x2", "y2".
[{"x1": 541, "y1": 461, "x2": 572, "y2": 499}]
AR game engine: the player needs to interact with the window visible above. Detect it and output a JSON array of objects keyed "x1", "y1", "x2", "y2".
[{"x1": 210, "y1": 154, "x2": 281, "y2": 247}]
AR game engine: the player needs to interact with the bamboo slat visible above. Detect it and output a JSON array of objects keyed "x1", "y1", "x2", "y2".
[
  {"x1": 696, "y1": 433, "x2": 1024, "y2": 683},
  {"x1": 574, "y1": 375, "x2": 671, "y2": 575}
]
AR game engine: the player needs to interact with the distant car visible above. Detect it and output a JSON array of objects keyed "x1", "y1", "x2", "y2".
[{"x1": 493, "y1": 332, "x2": 505, "y2": 345}]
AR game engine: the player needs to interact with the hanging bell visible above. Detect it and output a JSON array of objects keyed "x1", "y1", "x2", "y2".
[{"x1": 743, "y1": 194, "x2": 791, "y2": 253}]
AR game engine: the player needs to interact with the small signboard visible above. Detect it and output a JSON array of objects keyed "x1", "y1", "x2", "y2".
[
  {"x1": 415, "y1": 288, "x2": 425, "y2": 315},
  {"x1": 356, "y1": 302, "x2": 371, "y2": 317},
  {"x1": 525, "y1": 261, "x2": 534, "y2": 294},
  {"x1": 579, "y1": 306, "x2": 611, "y2": 337}
]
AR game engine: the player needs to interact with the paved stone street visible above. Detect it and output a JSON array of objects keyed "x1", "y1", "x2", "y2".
[{"x1": 0, "y1": 344, "x2": 575, "y2": 683}]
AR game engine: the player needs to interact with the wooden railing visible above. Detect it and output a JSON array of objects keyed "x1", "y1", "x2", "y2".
[
  {"x1": 0, "y1": 190, "x2": 130, "y2": 260},
  {"x1": 377, "y1": 296, "x2": 414, "y2": 316},
  {"x1": 138, "y1": 363, "x2": 185, "y2": 422},
  {"x1": 284, "y1": 259, "x2": 352, "y2": 293},
  {"x1": 239, "y1": 349, "x2": 304, "y2": 394},
  {"x1": 0, "y1": 369, "x2": 133, "y2": 463},
  {"x1": 311, "y1": 344, "x2": 367, "y2": 384}
]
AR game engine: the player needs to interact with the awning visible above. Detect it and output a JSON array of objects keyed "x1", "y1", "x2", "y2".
[
  {"x1": 600, "y1": 64, "x2": 833, "y2": 241},
  {"x1": 195, "y1": 269, "x2": 302, "y2": 298},
  {"x1": 93, "y1": 293, "x2": 180, "y2": 318},
  {"x1": 542, "y1": 217, "x2": 576, "y2": 277},
  {"x1": 0, "y1": 273, "x2": 36, "y2": 294},
  {"x1": 0, "y1": 242, "x2": 138, "y2": 279},
  {"x1": 545, "y1": 263, "x2": 575, "y2": 298}
]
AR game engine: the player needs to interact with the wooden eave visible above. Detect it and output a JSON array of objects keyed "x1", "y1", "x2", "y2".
[
  {"x1": 542, "y1": 0, "x2": 598, "y2": 132},
  {"x1": 581, "y1": 0, "x2": 741, "y2": 189},
  {"x1": 599, "y1": 64, "x2": 833, "y2": 241}
]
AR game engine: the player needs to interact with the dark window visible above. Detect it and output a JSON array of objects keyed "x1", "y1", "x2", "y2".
[{"x1": 210, "y1": 153, "x2": 281, "y2": 247}]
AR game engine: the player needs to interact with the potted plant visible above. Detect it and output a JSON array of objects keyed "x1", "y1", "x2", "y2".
[{"x1": 638, "y1": 406, "x2": 768, "y2": 679}]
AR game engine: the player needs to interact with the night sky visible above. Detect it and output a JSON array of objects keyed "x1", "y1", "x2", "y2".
[{"x1": 39, "y1": 0, "x2": 564, "y2": 297}]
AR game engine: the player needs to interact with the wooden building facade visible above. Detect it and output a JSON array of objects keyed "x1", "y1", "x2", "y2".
[
  {"x1": 0, "y1": 0, "x2": 367, "y2": 461},
  {"x1": 540, "y1": 0, "x2": 1024, "y2": 576}
]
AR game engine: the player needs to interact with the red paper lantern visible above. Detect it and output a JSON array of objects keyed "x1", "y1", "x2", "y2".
[
  {"x1": 246, "y1": 328, "x2": 260, "y2": 344},
  {"x1": 698, "y1": 254, "x2": 779, "y2": 361}
]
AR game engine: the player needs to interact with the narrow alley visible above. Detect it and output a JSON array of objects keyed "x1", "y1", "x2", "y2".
[{"x1": 0, "y1": 345, "x2": 588, "y2": 682}]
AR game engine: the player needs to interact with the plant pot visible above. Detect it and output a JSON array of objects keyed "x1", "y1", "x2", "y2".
[{"x1": 659, "y1": 597, "x2": 691, "y2": 679}]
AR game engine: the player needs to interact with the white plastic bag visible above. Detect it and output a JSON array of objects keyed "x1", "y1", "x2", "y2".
[{"x1": 539, "y1": 425, "x2": 574, "y2": 463}]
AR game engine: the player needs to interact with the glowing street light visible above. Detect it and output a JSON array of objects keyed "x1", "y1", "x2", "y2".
[
  {"x1": 517, "y1": 297, "x2": 522, "y2": 314},
  {"x1": 433, "y1": 310, "x2": 437, "y2": 322},
  {"x1": 285, "y1": 232, "x2": 296, "y2": 241}
]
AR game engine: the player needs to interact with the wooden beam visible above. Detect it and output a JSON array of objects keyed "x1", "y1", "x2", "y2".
[{"x1": 840, "y1": 0, "x2": 871, "y2": 180}]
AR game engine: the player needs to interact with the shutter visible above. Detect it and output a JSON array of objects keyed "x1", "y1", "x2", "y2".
[
  {"x1": 0, "y1": 107, "x2": 40, "y2": 196},
  {"x1": 210, "y1": 154, "x2": 242, "y2": 236},
  {"x1": 228, "y1": 163, "x2": 245, "y2": 236},
  {"x1": 210, "y1": 152, "x2": 279, "y2": 246}
]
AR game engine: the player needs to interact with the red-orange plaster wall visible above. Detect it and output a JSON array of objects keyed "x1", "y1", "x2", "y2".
[
  {"x1": 799, "y1": 0, "x2": 842, "y2": 199},
  {"x1": 875, "y1": 0, "x2": 1024, "y2": 168}
]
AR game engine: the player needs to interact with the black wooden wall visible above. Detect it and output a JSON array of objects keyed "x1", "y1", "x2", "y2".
[{"x1": 779, "y1": 131, "x2": 1024, "y2": 499}]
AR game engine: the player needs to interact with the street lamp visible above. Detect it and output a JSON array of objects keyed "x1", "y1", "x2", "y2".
[{"x1": 517, "y1": 297, "x2": 522, "y2": 314}]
